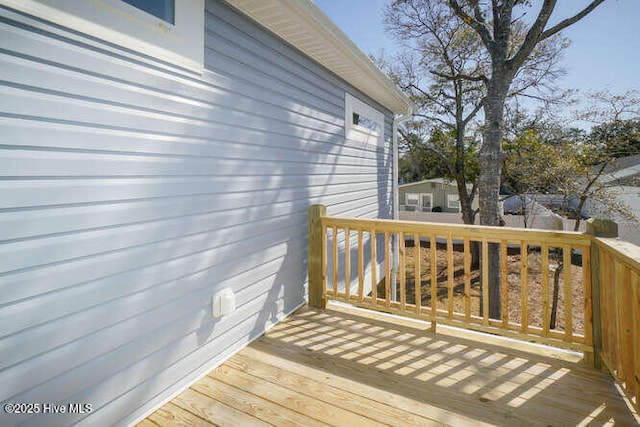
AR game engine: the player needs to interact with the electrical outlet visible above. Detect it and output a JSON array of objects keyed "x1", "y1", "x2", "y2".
[{"x1": 212, "y1": 288, "x2": 235, "y2": 318}]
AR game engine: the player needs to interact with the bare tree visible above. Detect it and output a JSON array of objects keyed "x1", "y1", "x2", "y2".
[
  {"x1": 446, "y1": 0, "x2": 605, "y2": 223},
  {"x1": 383, "y1": 2, "x2": 485, "y2": 231},
  {"x1": 449, "y1": 1, "x2": 606, "y2": 318},
  {"x1": 385, "y1": 0, "x2": 604, "y2": 318}
]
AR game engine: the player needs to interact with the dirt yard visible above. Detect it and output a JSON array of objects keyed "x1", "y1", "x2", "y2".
[{"x1": 381, "y1": 241, "x2": 585, "y2": 335}]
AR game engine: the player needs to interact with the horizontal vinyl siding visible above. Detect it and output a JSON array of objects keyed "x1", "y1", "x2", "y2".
[{"x1": 0, "y1": 1, "x2": 394, "y2": 426}]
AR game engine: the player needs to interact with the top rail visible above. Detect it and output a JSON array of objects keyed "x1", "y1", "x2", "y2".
[
  {"x1": 321, "y1": 216, "x2": 592, "y2": 246},
  {"x1": 595, "y1": 237, "x2": 640, "y2": 271}
]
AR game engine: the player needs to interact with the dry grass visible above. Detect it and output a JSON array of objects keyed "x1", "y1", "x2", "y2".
[{"x1": 381, "y1": 241, "x2": 585, "y2": 335}]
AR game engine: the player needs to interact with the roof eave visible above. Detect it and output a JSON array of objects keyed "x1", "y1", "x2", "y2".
[{"x1": 225, "y1": 0, "x2": 413, "y2": 115}]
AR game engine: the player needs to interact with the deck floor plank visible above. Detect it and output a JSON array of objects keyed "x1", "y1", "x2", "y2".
[
  {"x1": 172, "y1": 389, "x2": 268, "y2": 427},
  {"x1": 147, "y1": 402, "x2": 214, "y2": 427},
  {"x1": 234, "y1": 347, "x2": 482, "y2": 427},
  {"x1": 141, "y1": 305, "x2": 638, "y2": 427},
  {"x1": 226, "y1": 352, "x2": 443, "y2": 426},
  {"x1": 192, "y1": 374, "x2": 328, "y2": 427},
  {"x1": 211, "y1": 364, "x2": 385, "y2": 426}
]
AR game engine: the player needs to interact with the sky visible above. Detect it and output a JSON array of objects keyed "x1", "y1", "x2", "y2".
[{"x1": 313, "y1": 0, "x2": 640, "y2": 115}]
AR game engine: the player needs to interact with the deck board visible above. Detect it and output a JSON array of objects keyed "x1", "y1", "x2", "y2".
[
  {"x1": 192, "y1": 375, "x2": 326, "y2": 427},
  {"x1": 141, "y1": 304, "x2": 638, "y2": 426}
]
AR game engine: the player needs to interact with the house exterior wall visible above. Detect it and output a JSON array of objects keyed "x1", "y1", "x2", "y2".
[
  {"x1": 0, "y1": 1, "x2": 394, "y2": 426},
  {"x1": 399, "y1": 181, "x2": 467, "y2": 213}
]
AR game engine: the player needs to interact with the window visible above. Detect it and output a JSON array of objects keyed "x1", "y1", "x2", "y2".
[
  {"x1": 420, "y1": 193, "x2": 433, "y2": 211},
  {"x1": 345, "y1": 93, "x2": 384, "y2": 145},
  {"x1": 405, "y1": 193, "x2": 419, "y2": 206},
  {"x1": 447, "y1": 194, "x2": 461, "y2": 211},
  {"x1": 5, "y1": 0, "x2": 204, "y2": 73},
  {"x1": 352, "y1": 112, "x2": 382, "y2": 135},
  {"x1": 122, "y1": 0, "x2": 175, "y2": 24}
]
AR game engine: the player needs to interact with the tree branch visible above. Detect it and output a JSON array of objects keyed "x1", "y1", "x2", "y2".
[
  {"x1": 420, "y1": 145, "x2": 456, "y2": 175},
  {"x1": 448, "y1": 0, "x2": 493, "y2": 49},
  {"x1": 431, "y1": 70, "x2": 489, "y2": 84},
  {"x1": 400, "y1": 127, "x2": 456, "y2": 175},
  {"x1": 412, "y1": 113, "x2": 452, "y2": 127},
  {"x1": 463, "y1": 98, "x2": 486, "y2": 126},
  {"x1": 510, "y1": 0, "x2": 606, "y2": 70},
  {"x1": 508, "y1": 0, "x2": 556, "y2": 70},
  {"x1": 540, "y1": 0, "x2": 606, "y2": 40}
]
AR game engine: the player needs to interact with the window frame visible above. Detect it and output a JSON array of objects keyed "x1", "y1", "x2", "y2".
[
  {"x1": 405, "y1": 193, "x2": 419, "y2": 206},
  {"x1": 420, "y1": 193, "x2": 433, "y2": 211},
  {"x1": 447, "y1": 194, "x2": 461, "y2": 211},
  {"x1": 345, "y1": 93, "x2": 385, "y2": 145},
  {"x1": 121, "y1": 0, "x2": 175, "y2": 24},
  {"x1": 4, "y1": 0, "x2": 204, "y2": 73}
]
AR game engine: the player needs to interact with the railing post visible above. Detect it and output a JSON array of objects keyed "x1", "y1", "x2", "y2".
[
  {"x1": 585, "y1": 217, "x2": 618, "y2": 369},
  {"x1": 308, "y1": 205, "x2": 327, "y2": 309}
]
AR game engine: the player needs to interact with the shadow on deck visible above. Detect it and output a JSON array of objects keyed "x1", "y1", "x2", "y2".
[{"x1": 141, "y1": 303, "x2": 638, "y2": 426}]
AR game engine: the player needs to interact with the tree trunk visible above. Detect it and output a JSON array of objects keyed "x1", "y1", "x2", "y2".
[
  {"x1": 478, "y1": 76, "x2": 510, "y2": 320},
  {"x1": 573, "y1": 196, "x2": 588, "y2": 232},
  {"x1": 550, "y1": 261, "x2": 563, "y2": 330},
  {"x1": 458, "y1": 183, "x2": 480, "y2": 269}
]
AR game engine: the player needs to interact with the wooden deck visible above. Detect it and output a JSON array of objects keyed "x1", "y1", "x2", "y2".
[{"x1": 140, "y1": 303, "x2": 638, "y2": 426}]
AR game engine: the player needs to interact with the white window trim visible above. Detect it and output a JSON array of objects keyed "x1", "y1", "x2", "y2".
[
  {"x1": 420, "y1": 193, "x2": 433, "y2": 211},
  {"x1": 447, "y1": 194, "x2": 461, "y2": 211},
  {"x1": 405, "y1": 193, "x2": 419, "y2": 206},
  {"x1": 345, "y1": 93, "x2": 384, "y2": 145},
  {"x1": 4, "y1": 0, "x2": 204, "y2": 73}
]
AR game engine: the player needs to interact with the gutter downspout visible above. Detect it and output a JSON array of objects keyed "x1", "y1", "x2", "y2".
[{"x1": 391, "y1": 107, "x2": 413, "y2": 301}]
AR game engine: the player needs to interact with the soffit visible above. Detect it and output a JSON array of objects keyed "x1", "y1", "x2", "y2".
[{"x1": 225, "y1": 0, "x2": 412, "y2": 115}]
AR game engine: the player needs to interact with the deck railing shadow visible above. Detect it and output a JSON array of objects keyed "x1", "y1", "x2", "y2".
[{"x1": 253, "y1": 306, "x2": 637, "y2": 425}]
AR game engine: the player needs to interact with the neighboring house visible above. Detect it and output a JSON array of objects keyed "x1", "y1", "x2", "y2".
[
  {"x1": 591, "y1": 154, "x2": 640, "y2": 215},
  {"x1": 0, "y1": 1, "x2": 412, "y2": 426},
  {"x1": 399, "y1": 178, "x2": 477, "y2": 214},
  {"x1": 584, "y1": 185, "x2": 640, "y2": 246},
  {"x1": 499, "y1": 154, "x2": 640, "y2": 244},
  {"x1": 599, "y1": 153, "x2": 640, "y2": 187}
]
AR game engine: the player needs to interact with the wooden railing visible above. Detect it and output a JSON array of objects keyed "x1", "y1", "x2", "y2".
[
  {"x1": 591, "y1": 237, "x2": 640, "y2": 412},
  {"x1": 308, "y1": 205, "x2": 640, "y2": 412},
  {"x1": 309, "y1": 205, "x2": 593, "y2": 352}
]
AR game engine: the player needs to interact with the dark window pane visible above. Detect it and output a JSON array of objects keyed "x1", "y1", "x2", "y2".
[
  {"x1": 353, "y1": 111, "x2": 381, "y2": 134},
  {"x1": 122, "y1": 0, "x2": 175, "y2": 24}
]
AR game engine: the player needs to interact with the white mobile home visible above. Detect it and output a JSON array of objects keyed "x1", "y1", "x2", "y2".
[
  {"x1": 0, "y1": 1, "x2": 411, "y2": 425},
  {"x1": 399, "y1": 178, "x2": 478, "y2": 214}
]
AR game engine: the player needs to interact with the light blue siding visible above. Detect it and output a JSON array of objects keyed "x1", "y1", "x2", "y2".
[{"x1": 0, "y1": 1, "x2": 394, "y2": 425}]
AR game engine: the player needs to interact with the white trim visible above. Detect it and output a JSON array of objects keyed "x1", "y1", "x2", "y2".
[
  {"x1": 225, "y1": 0, "x2": 412, "y2": 114},
  {"x1": 399, "y1": 178, "x2": 453, "y2": 187},
  {"x1": 447, "y1": 194, "x2": 461, "y2": 212},
  {"x1": 420, "y1": 193, "x2": 433, "y2": 211},
  {"x1": 3, "y1": 0, "x2": 204, "y2": 73},
  {"x1": 345, "y1": 93, "x2": 384, "y2": 145},
  {"x1": 405, "y1": 193, "x2": 419, "y2": 206},
  {"x1": 391, "y1": 111, "x2": 412, "y2": 302},
  {"x1": 124, "y1": 300, "x2": 305, "y2": 426}
]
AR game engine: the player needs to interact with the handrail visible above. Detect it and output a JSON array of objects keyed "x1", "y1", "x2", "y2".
[
  {"x1": 308, "y1": 206, "x2": 640, "y2": 413},
  {"x1": 322, "y1": 216, "x2": 592, "y2": 245},
  {"x1": 309, "y1": 205, "x2": 592, "y2": 353}
]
